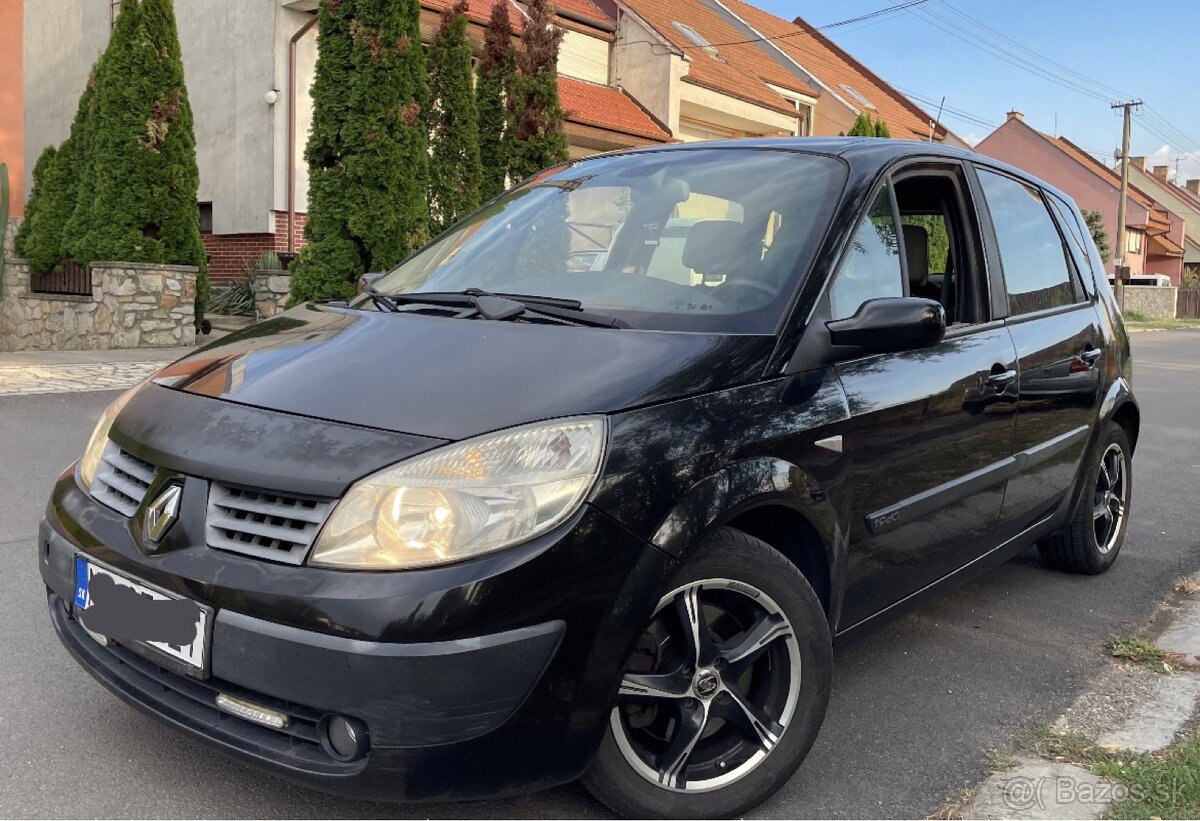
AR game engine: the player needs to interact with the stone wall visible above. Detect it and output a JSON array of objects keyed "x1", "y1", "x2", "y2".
[
  {"x1": 0, "y1": 259, "x2": 198, "y2": 352},
  {"x1": 1121, "y1": 285, "x2": 1178, "y2": 320},
  {"x1": 252, "y1": 271, "x2": 291, "y2": 319}
]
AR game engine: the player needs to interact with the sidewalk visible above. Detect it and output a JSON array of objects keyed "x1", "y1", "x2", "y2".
[
  {"x1": 953, "y1": 576, "x2": 1200, "y2": 819},
  {"x1": 0, "y1": 336, "x2": 219, "y2": 397}
]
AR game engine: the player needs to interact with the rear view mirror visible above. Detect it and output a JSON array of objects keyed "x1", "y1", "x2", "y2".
[{"x1": 827, "y1": 297, "x2": 946, "y2": 354}]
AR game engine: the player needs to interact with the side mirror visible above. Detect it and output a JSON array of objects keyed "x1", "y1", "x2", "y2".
[{"x1": 826, "y1": 297, "x2": 946, "y2": 354}]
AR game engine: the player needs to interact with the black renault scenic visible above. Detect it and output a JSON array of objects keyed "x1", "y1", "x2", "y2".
[{"x1": 40, "y1": 139, "x2": 1137, "y2": 819}]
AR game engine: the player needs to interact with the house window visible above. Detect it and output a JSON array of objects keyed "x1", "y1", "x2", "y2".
[
  {"x1": 1127, "y1": 230, "x2": 1143, "y2": 254},
  {"x1": 672, "y1": 22, "x2": 720, "y2": 59},
  {"x1": 839, "y1": 83, "x2": 876, "y2": 111},
  {"x1": 198, "y1": 203, "x2": 214, "y2": 234}
]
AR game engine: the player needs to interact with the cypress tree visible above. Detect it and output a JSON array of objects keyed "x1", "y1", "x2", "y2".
[
  {"x1": 13, "y1": 146, "x2": 55, "y2": 259},
  {"x1": 62, "y1": 68, "x2": 102, "y2": 264},
  {"x1": 478, "y1": 1, "x2": 516, "y2": 200},
  {"x1": 429, "y1": 0, "x2": 483, "y2": 233},
  {"x1": 288, "y1": 0, "x2": 360, "y2": 303},
  {"x1": 23, "y1": 78, "x2": 96, "y2": 273},
  {"x1": 291, "y1": 0, "x2": 432, "y2": 303},
  {"x1": 874, "y1": 118, "x2": 891, "y2": 138},
  {"x1": 509, "y1": 0, "x2": 569, "y2": 183},
  {"x1": 846, "y1": 112, "x2": 875, "y2": 137},
  {"x1": 75, "y1": 0, "x2": 208, "y2": 315}
]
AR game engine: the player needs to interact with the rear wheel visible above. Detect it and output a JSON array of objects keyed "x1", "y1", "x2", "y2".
[
  {"x1": 582, "y1": 527, "x2": 831, "y2": 819},
  {"x1": 1038, "y1": 421, "x2": 1132, "y2": 574}
]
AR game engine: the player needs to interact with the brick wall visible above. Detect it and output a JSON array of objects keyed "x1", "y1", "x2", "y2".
[{"x1": 203, "y1": 211, "x2": 308, "y2": 283}]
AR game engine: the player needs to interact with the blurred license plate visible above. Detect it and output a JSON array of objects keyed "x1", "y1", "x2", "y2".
[{"x1": 73, "y1": 556, "x2": 210, "y2": 671}]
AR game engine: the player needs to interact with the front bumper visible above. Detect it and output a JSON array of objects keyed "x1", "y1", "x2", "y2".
[{"x1": 39, "y1": 476, "x2": 675, "y2": 801}]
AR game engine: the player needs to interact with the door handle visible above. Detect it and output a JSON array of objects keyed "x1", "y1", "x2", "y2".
[
  {"x1": 986, "y1": 369, "x2": 1017, "y2": 389},
  {"x1": 1081, "y1": 347, "x2": 1103, "y2": 366}
]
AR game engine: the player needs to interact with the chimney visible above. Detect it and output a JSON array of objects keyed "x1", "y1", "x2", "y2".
[
  {"x1": 1153, "y1": 165, "x2": 1169, "y2": 182},
  {"x1": 1006, "y1": 110, "x2": 1024, "y2": 122},
  {"x1": 1187, "y1": 179, "x2": 1200, "y2": 196},
  {"x1": 1129, "y1": 156, "x2": 1147, "y2": 172}
]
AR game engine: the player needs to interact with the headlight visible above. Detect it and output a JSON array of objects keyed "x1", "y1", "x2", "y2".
[
  {"x1": 78, "y1": 385, "x2": 142, "y2": 492},
  {"x1": 309, "y1": 417, "x2": 606, "y2": 570}
]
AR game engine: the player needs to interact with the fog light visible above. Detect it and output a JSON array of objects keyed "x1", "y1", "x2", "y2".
[{"x1": 320, "y1": 714, "x2": 369, "y2": 762}]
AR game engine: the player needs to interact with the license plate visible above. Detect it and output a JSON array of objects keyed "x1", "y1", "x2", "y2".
[{"x1": 73, "y1": 556, "x2": 210, "y2": 672}]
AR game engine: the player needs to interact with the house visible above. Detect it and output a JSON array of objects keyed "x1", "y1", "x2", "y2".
[
  {"x1": 1124, "y1": 158, "x2": 1200, "y2": 279},
  {"x1": 22, "y1": 0, "x2": 669, "y2": 280},
  {"x1": 976, "y1": 112, "x2": 1187, "y2": 284},
  {"x1": 604, "y1": 0, "x2": 962, "y2": 146},
  {"x1": 0, "y1": 0, "x2": 22, "y2": 219},
  {"x1": 21, "y1": 0, "x2": 948, "y2": 282},
  {"x1": 713, "y1": 0, "x2": 966, "y2": 145}
]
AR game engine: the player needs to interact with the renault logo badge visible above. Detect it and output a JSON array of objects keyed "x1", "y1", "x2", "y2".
[{"x1": 145, "y1": 484, "x2": 182, "y2": 544}]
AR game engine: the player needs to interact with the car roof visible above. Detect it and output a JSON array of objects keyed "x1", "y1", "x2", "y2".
[{"x1": 596, "y1": 137, "x2": 1080, "y2": 214}]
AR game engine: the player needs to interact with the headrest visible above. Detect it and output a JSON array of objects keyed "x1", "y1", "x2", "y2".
[
  {"x1": 902, "y1": 224, "x2": 929, "y2": 286},
  {"x1": 682, "y1": 220, "x2": 753, "y2": 275}
]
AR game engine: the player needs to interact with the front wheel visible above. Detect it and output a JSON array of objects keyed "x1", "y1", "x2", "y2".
[
  {"x1": 1038, "y1": 421, "x2": 1132, "y2": 574},
  {"x1": 582, "y1": 527, "x2": 832, "y2": 819}
]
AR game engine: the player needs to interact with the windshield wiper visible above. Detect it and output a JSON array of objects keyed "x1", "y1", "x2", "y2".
[
  {"x1": 372, "y1": 288, "x2": 629, "y2": 328},
  {"x1": 363, "y1": 285, "x2": 401, "y2": 313}
]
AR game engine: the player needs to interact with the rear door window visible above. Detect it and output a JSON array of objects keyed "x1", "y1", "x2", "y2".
[{"x1": 976, "y1": 169, "x2": 1078, "y2": 315}]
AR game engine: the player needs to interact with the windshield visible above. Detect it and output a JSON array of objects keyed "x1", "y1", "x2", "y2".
[{"x1": 370, "y1": 148, "x2": 846, "y2": 333}]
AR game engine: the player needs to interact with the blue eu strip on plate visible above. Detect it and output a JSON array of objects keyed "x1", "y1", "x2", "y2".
[{"x1": 74, "y1": 555, "x2": 89, "y2": 608}]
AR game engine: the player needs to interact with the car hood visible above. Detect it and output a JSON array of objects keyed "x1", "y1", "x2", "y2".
[{"x1": 159, "y1": 303, "x2": 776, "y2": 440}]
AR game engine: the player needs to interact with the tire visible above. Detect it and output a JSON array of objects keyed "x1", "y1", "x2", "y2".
[
  {"x1": 582, "y1": 526, "x2": 832, "y2": 819},
  {"x1": 1038, "y1": 421, "x2": 1132, "y2": 575}
]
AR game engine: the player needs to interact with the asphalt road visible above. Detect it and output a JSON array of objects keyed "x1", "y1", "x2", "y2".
[{"x1": 1, "y1": 330, "x2": 1197, "y2": 819}]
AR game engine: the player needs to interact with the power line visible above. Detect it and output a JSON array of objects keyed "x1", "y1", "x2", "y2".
[
  {"x1": 632, "y1": 0, "x2": 933, "y2": 52},
  {"x1": 900, "y1": 3, "x2": 1200, "y2": 158}
]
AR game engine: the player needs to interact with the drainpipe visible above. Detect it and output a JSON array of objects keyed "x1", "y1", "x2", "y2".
[{"x1": 287, "y1": 13, "x2": 318, "y2": 256}]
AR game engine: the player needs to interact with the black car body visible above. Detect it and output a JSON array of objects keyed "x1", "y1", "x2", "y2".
[{"x1": 39, "y1": 139, "x2": 1138, "y2": 818}]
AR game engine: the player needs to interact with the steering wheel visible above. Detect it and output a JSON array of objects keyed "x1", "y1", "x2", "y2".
[{"x1": 715, "y1": 278, "x2": 777, "y2": 305}]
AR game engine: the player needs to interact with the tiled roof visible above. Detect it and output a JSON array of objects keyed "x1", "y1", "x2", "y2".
[
  {"x1": 1131, "y1": 164, "x2": 1200, "y2": 212},
  {"x1": 1051, "y1": 136, "x2": 1159, "y2": 210},
  {"x1": 715, "y1": 0, "x2": 950, "y2": 141},
  {"x1": 420, "y1": 0, "x2": 612, "y2": 32},
  {"x1": 1147, "y1": 231, "x2": 1184, "y2": 256},
  {"x1": 558, "y1": 75, "x2": 671, "y2": 141},
  {"x1": 620, "y1": 0, "x2": 814, "y2": 118}
]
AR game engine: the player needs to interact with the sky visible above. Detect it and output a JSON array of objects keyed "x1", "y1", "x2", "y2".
[{"x1": 753, "y1": 0, "x2": 1200, "y2": 184}]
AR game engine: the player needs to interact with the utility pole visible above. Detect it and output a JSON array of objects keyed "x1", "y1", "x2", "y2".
[{"x1": 1112, "y1": 99, "x2": 1142, "y2": 309}]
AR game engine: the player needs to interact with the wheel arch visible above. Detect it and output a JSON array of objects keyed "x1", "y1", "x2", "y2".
[
  {"x1": 648, "y1": 457, "x2": 846, "y2": 629},
  {"x1": 1110, "y1": 399, "x2": 1140, "y2": 453}
]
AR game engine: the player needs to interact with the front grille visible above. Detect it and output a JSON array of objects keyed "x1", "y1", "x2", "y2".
[
  {"x1": 92, "y1": 441, "x2": 157, "y2": 516},
  {"x1": 206, "y1": 483, "x2": 332, "y2": 565}
]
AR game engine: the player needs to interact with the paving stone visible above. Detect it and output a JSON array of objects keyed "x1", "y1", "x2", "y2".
[
  {"x1": 0, "y1": 361, "x2": 169, "y2": 397},
  {"x1": 965, "y1": 757, "x2": 1114, "y2": 820}
]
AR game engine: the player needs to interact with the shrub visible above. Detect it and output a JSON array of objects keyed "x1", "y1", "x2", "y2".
[
  {"x1": 429, "y1": 0, "x2": 483, "y2": 232},
  {"x1": 478, "y1": 1, "x2": 516, "y2": 200},
  {"x1": 13, "y1": 146, "x2": 55, "y2": 259},
  {"x1": 22, "y1": 80, "x2": 96, "y2": 274},
  {"x1": 508, "y1": 0, "x2": 569, "y2": 183},
  {"x1": 72, "y1": 0, "x2": 209, "y2": 317},
  {"x1": 290, "y1": 0, "x2": 432, "y2": 304}
]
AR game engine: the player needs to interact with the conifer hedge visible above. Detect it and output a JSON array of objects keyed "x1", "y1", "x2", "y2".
[
  {"x1": 429, "y1": 0, "x2": 483, "y2": 233},
  {"x1": 478, "y1": 2, "x2": 516, "y2": 201},
  {"x1": 509, "y1": 0, "x2": 569, "y2": 183},
  {"x1": 290, "y1": 0, "x2": 432, "y2": 303},
  {"x1": 18, "y1": 0, "x2": 208, "y2": 319}
]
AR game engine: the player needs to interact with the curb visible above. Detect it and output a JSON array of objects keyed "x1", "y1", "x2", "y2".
[{"x1": 956, "y1": 576, "x2": 1200, "y2": 820}]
